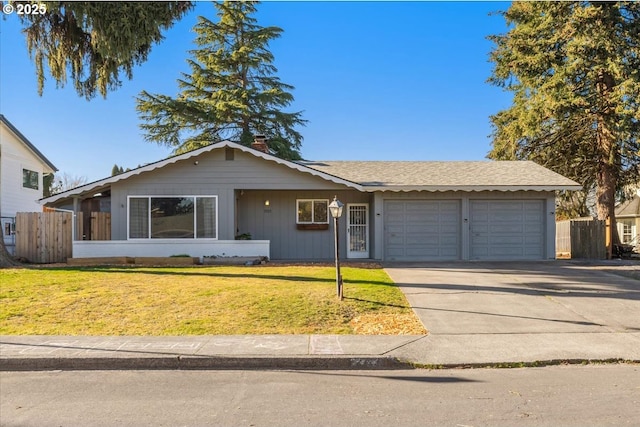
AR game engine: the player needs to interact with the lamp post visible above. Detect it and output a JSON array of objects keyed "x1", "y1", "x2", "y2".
[{"x1": 329, "y1": 196, "x2": 344, "y2": 300}]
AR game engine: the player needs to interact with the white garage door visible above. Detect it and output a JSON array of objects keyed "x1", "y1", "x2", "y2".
[
  {"x1": 384, "y1": 200, "x2": 461, "y2": 261},
  {"x1": 470, "y1": 200, "x2": 545, "y2": 260}
]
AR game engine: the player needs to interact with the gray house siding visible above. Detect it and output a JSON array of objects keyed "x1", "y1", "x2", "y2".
[
  {"x1": 110, "y1": 148, "x2": 355, "y2": 242},
  {"x1": 237, "y1": 190, "x2": 372, "y2": 260}
]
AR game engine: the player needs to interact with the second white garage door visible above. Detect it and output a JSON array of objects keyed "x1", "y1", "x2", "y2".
[
  {"x1": 470, "y1": 200, "x2": 545, "y2": 260},
  {"x1": 384, "y1": 200, "x2": 461, "y2": 261}
]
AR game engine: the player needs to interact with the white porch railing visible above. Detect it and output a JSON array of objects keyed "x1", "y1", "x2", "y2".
[{"x1": 72, "y1": 240, "x2": 270, "y2": 261}]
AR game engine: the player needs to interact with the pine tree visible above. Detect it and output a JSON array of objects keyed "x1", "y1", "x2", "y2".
[
  {"x1": 111, "y1": 164, "x2": 124, "y2": 176},
  {"x1": 18, "y1": 1, "x2": 193, "y2": 99},
  {"x1": 136, "y1": 1, "x2": 306, "y2": 160},
  {"x1": 487, "y1": 2, "x2": 640, "y2": 240}
]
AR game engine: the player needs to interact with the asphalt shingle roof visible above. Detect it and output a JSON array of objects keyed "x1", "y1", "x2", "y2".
[
  {"x1": 616, "y1": 195, "x2": 640, "y2": 217},
  {"x1": 298, "y1": 160, "x2": 581, "y2": 190}
]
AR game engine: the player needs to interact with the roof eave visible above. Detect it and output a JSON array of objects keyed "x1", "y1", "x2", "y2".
[
  {"x1": 1, "y1": 114, "x2": 58, "y2": 173},
  {"x1": 40, "y1": 140, "x2": 364, "y2": 205},
  {"x1": 362, "y1": 185, "x2": 583, "y2": 192}
]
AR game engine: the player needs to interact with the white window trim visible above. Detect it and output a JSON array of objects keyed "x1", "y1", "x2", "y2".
[
  {"x1": 621, "y1": 221, "x2": 635, "y2": 244},
  {"x1": 296, "y1": 199, "x2": 330, "y2": 224},
  {"x1": 127, "y1": 195, "x2": 218, "y2": 240}
]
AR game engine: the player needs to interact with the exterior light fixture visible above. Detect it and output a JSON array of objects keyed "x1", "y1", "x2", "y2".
[{"x1": 329, "y1": 196, "x2": 344, "y2": 299}]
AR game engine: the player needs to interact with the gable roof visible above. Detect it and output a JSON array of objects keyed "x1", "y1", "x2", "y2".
[
  {"x1": 0, "y1": 114, "x2": 57, "y2": 173},
  {"x1": 299, "y1": 160, "x2": 582, "y2": 192},
  {"x1": 40, "y1": 140, "x2": 363, "y2": 204},
  {"x1": 40, "y1": 140, "x2": 582, "y2": 205},
  {"x1": 616, "y1": 194, "x2": 640, "y2": 218}
]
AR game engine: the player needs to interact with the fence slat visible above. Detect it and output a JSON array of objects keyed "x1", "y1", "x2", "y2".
[
  {"x1": 89, "y1": 212, "x2": 111, "y2": 241},
  {"x1": 15, "y1": 212, "x2": 73, "y2": 263},
  {"x1": 556, "y1": 218, "x2": 605, "y2": 259}
]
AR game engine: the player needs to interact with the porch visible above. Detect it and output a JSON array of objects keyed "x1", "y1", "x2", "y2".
[{"x1": 72, "y1": 239, "x2": 270, "y2": 262}]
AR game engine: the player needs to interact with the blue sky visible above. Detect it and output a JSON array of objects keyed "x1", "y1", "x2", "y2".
[{"x1": 0, "y1": 1, "x2": 512, "y2": 183}]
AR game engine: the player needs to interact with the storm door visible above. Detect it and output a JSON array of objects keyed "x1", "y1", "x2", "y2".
[{"x1": 347, "y1": 204, "x2": 369, "y2": 258}]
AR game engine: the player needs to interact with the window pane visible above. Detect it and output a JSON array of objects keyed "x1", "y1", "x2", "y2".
[
  {"x1": 151, "y1": 197, "x2": 194, "y2": 238},
  {"x1": 314, "y1": 201, "x2": 328, "y2": 223},
  {"x1": 22, "y1": 169, "x2": 39, "y2": 190},
  {"x1": 196, "y1": 197, "x2": 217, "y2": 238},
  {"x1": 298, "y1": 201, "x2": 312, "y2": 223},
  {"x1": 129, "y1": 198, "x2": 149, "y2": 238}
]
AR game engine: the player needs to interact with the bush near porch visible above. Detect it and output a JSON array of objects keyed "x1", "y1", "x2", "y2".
[{"x1": 0, "y1": 266, "x2": 426, "y2": 335}]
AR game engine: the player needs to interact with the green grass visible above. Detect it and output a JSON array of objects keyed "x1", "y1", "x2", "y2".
[{"x1": 0, "y1": 266, "x2": 425, "y2": 335}]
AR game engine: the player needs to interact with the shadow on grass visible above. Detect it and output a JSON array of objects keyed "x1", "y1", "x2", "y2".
[
  {"x1": 343, "y1": 297, "x2": 408, "y2": 309},
  {"x1": 23, "y1": 266, "x2": 397, "y2": 287}
]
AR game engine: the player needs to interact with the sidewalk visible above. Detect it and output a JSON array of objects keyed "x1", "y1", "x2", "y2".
[
  {"x1": 0, "y1": 335, "x2": 422, "y2": 371},
  {"x1": 2, "y1": 331, "x2": 639, "y2": 371}
]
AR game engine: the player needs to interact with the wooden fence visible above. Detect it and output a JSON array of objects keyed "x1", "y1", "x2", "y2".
[
  {"x1": 76, "y1": 212, "x2": 111, "y2": 241},
  {"x1": 15, "y1": 212, "x2": 73, "y2": 263},
  {"x1": 15, "y1": 211, "x2": 112, "y2": 263},
  {"x1": 556, "y1": 218, "x2": 606, "y2": 259}
]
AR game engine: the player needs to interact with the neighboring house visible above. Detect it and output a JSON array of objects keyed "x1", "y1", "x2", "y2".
[
  {"x1": 41, "y1": 138, "x2": 581, "y2": 262},
  {"x1": 0, "y1": 114, "x2": 57, "y2": 254},
  {"x1": 615, "y1": 189, "x2": 640, "y2": 250}
]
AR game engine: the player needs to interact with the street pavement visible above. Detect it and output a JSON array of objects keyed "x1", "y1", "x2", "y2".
[{"x1": 1, "y1": 260, "x2": 639, "y2": 370}]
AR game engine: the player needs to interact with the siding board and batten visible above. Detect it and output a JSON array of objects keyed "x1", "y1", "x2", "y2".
[{"x1": 110, "y1": 149, "x2": 349, "y2": 241}]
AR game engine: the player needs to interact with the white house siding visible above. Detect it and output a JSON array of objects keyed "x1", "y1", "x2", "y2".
[
  {"x1": 0, "y1": 124, "x2": 48, "y2": 216},
  {"x1": 374, "y1": 191, "x2": 556, "y2": 261}
]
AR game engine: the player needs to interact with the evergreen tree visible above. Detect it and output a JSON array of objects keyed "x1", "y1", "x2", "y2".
[
  {"x1": 18, "y1": 1, "x2": 193, "y2": 99},
  {"x1": 111, "y1": 164, "x2": 124, "y2": 176},
  {"x1": 136, "y1": 1, "x2": 306, "y2": 160},
  {"x1": 487, "y1": 2, "x2": 640, "y2": 239}
]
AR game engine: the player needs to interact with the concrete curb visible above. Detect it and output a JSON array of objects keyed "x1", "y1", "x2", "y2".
[
  {"x1": 0, "y1": 356, "x2": 412, "y2": 371},
  {"x1": 408, "y1": 358, "x2": 640, "y2": 370}
]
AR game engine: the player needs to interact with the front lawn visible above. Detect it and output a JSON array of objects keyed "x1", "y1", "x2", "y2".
[{"x1": 0, "y1": 266, "x2": 425, "y2": 335}]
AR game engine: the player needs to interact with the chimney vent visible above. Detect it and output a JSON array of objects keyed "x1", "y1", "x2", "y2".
[{"x1": 251, "y1": 135, "x2": 269, "y2": 153}]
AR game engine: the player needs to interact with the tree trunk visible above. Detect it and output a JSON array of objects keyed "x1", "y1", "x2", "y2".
[
  {"x1": 595, "y1": 69, "x2": 621, "y2": 249},
  {"x1": 0, "y1": 237, "x2": 21, "y2": 268}
]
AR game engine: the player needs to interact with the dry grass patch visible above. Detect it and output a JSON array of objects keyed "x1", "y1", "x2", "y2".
[{"x1": 0, "y1": 265, "x2": 426, "y2": 335}]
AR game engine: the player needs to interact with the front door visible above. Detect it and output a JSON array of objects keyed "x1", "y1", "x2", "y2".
[{"x1": 347, "y1": 204, "x2": 369, "y2": 258}]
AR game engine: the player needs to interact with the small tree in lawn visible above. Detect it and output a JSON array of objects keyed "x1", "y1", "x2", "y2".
[{"x1": 137, "y1": 1, "x2": 306, "y2": 160}]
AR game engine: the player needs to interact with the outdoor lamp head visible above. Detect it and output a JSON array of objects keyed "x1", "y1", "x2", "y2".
[{"x1": 329, "y1": 196, "x2": 344, "y2": 218}]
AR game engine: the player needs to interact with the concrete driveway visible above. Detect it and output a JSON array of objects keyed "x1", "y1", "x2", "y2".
[{"x1": 384, "y1": 261, "x2": 640, "y2": 366}]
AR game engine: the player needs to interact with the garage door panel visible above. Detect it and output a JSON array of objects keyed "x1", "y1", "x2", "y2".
[
  {"x1": 470, "y1": 200, "x2": 544, "y2": 260},
  {"x1": 406, "y1": 235, "x2": 440, "y2": 245},
  {"x1": 525, "y1": 235, "x2": 543, "y2": 244},
  {"x1": 490, "y1": 235, "x2": 525, "y2": 245},
  {"x1": 406, "y1": 225, "x2": 440, "y2": 234},
  {"x1": 440, "y1": 235, "x2": 459, "y2": 245},
  {"x1": 489, "y1": 224, "x2": 524, "y2": 235},
  {"x1": 384, "y1": 200, "x2": 461, "y2": 261}
]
